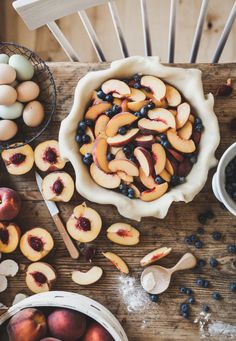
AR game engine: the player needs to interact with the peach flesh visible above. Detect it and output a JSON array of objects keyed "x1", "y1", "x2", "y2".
[
  {"x1": 43, "y1": 147, "x2": 58, "y2": 164},
  {"x1": 76, "y1": 217, "x2": 91, "y2": 231},
  {"x1": 28, "y1": 235, "x2": 44, "y2": 252},
  {"x1": 9, "y1": 153, "x2": 26, "y2": 165}
]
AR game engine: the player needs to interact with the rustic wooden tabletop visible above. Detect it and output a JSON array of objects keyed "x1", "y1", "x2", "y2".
[{"x1": 0, "y1": 63, "x2": 236, "y2": 341}]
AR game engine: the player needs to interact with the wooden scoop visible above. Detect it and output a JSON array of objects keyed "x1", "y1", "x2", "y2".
[{"x1": 141, "y1": 253, "x2": 197, "y2": 294}]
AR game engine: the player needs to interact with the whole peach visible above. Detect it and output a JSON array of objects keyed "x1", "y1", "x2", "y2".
[
  {"x1": 7, "y1": 308, "x2": 47, "y2": 341},
  {"x1": 47, "y1": 308, "x2": 86, "y2": 341},
  {"x1": 0, "y1": 187, "x2": 21, "y2": 221},
  {"x1": 40, "y1": 339, "x2": 62, "y2": 341},
  {"x1": 82, "y1": 322, "x2": 114, "y2": 341}
]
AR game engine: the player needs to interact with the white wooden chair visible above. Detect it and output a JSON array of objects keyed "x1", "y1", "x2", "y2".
[{"x1": 13, "y1": 0, "x2": 236, "y2": 63}]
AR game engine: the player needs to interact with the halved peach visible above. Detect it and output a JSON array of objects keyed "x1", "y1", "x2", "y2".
[
  {"x1": 140, "y1": 247, "x2": 172, "y2": 266},
  {"x1": 26, "y1": 262, "x2": 56, "y2": 294},
  {"x1": 2, "y1": 144, "x2": 34, "y2": 175},
  {"x1": 102, "y1": 251, "x2": 129, "y2": 274},
  {"x1": 105, "y1": 112, "x2": 137, "y2": 137},
  {"x1": 90, "y1": 163, "x2": 121, "y2": 189},
  {"x1": 128, "y1": 88, "x2": 146, "y2": 102},
  {"x1": 0, "y1": 222, "x2": 21, "y2": 253},
  {"x1": 117, "y1": 171, "x2": 133, "y2": 183},
  {"x1": 85, "y1": 102, "x2": 112, "y2": 120},
  {"x1": 107, "y1": 223, "x2": 140, "y2": 246},
  {"x1": 135, "y1": 134, "x2": 154, "y2": 148},
  {"x1": 66, "y1": 202, "x2": 102, "y2": 243},
  {"x1": 92, "y1": 138, "x2": 110, "y2": 173},
  {"x1": 141, "y1": 75, "x2": 166, "y2": 101},
  {"x1": 152, "y1": 143, "x2": 166, "y2": 175},
  {"x1": 176, "y1": 102, "x2": 190, "y2": 129},
  {"x1": 138, "y1": 118, "x2": 168, "y2": 134},
  {"x1": 159, "y1": 169, "x2": 171, "y2": 182},
  {"x1": 108, "y1": 159, "x2": 139, "y2": 176},
  {"x1": 94, "y1": 115, "x2": 109, "y2": 137},
  {"x1": 178, "y1": 121, "x2": 193, "y2": 140},
  {"x1": 167, "y1": 129, "x2": 196, "y2": 153},
  {"x1": 42, "y1": 171, "x2": 74, "y2": 202},
  {"x1": 140, "y1": 182, "x2": 168, "y2": 202},
  {"x1": 134, "y1": 147, "x2": 153, "y2": 177},
  {"x1": 127, "y1": 100, "x2": 149, "y2": 112},
  {"x1": 139, "y1": 167, "x2": 156, "y2": 189},
  {"x1": 107, "y1": 128, "x2": 139, "y2": 147},
  {"x1": 34, "y1": 140, "x2": 66, "y2": 172},
  {"x1": 72, "y1": 266, "x2": 103, "y2": 286},
  {"x1": 165, "y1": 85, "x2": 181, "y2": 107},
  {"x1": 148, "y1": 108, "x2": 176, "y2": 129},
  {"x1": 101, "y1": 79, "x2": 131, "y2": 98}
]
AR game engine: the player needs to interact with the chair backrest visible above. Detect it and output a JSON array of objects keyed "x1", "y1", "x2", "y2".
[{"x1": 13, "y1": 0, "x2": 236, "y2": 63}]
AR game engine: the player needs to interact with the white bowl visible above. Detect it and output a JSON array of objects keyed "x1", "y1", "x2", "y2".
[
  {"x1": 0, "y1": 291, "x2": 128, "y2": 341},
  {"x1": 212, "y1": 142, "x2": 236, "y2": 215}
]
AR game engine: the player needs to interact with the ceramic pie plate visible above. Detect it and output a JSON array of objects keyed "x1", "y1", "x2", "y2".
[{"x1": 59, "y1": 56, "x2": 220, "y2": 221}]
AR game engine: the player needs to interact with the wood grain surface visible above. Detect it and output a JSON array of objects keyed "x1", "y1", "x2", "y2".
[{"x1": 0, "y1": 62, "x2": 236, "y2": 341}]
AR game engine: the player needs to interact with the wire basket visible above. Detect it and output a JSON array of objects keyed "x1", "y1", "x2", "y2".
[{"x1": 0, "y1": 42, "x2": 57, "y2": 150}]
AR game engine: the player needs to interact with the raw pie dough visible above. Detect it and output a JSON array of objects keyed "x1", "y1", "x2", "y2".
[{"x1": 59, "y1": 56, "x2": 220, "y2": 221}]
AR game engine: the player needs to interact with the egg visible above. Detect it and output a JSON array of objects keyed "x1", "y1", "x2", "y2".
[
  {"x1": 0, "y1": 63, "x2": 16, "y2": 85},
  {"x1": 0, "y1": 85, "x2": 17, "y2": 105},
  {"x1": 16, "y1": 81, "x2": 40, "y2": 102},
  {"x1": 0, "y1": 54, "x2": 9, "y2": 64},
  {"x1": 0, "y1": 101, "x2": 23, "y2": 119},
  {"x1": 9, "y1": 54, "x2": 34, "y2": 81},
  {"x1": 23, "y1": 100, "x2": 45, "y2": 127},
  {"x1": 0, "y1": 119, "x2": 18, "y2": 141}
]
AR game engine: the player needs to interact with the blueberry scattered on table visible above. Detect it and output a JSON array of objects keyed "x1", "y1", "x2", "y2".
[
  {"x1": 187, "y1": 297, "x2": 195, "y2": 304},
  {"x1": 229, "y1": 283, "x2": 236, "y2": 292},
  {"x1": 149, "y1": 294, "x2": 158, "y2": 303},
  {"x1": 190, "y1": 234, "x2": 197, "y2": 243},
  {"x1": 209, "y1": 258, "x2": 219, "y2": 268},
  {"x1": 227, "y1": 244, "x2": 236, "y2": 253},
  {"x1": 198, "y1": 210, "x2": 214, "y2": 225},
  {"x1": 197, "y1": 259, "x2": 206, "y2": 268},
  {"x1": 186, "y1": 288, "x2": 192, "y2": 295},
  {"x1": 212, "y1": 231, "x2": 222, "y2": 241},
  {"x1": 202, "y1": 304, "x2": 210, "y2": 313},
  {"x1": 179, "y1": 287, "x2": 187, "y2": 293},
  {"x1": 182, "y1": 312, "x2": 189, "y2": 319},
  {"x1": 197, "y1": 227, "x2": 205, "y2": 235},
  {"x1": 194, "y1": 240, "x2": 203, "y2": 249},
  {"x1": 212, "y1": 292, "x2": 221, "y2": 300},
  {"x1": 180, "y1": 303, "x2": 189, "y2": 313},
  {"x1": 203, "y1": 280, "x2": 210, "y2": 288},
  {"x1": 196, "y1": 278, "x2": 209, "y2": 288}
]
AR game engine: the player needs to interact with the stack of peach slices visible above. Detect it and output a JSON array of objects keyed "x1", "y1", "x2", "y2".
[{"x1": 76, "y1": 74, "x2": 203, "y2": 202}]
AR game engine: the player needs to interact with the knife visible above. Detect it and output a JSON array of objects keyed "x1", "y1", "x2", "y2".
[{"x1": 35, "y1": 171, "x2": 79, "y2": 259}]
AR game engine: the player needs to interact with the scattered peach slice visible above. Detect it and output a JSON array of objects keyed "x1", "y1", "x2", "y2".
[
  {"x1": 128, "y1": 88, "x2": 146, "y2": 102},
  {"x1": 117, "y1": 171, "x2": 133, "y2": 183},
  {"x1": 152, "y1": 143, "x2": 166, "y2": 175},
  {"x1": 105, "y1": 112, "x2": 137, "y2": 137},
  {"x1": 141, "y1": 75, "x2": 166, "y2": 101},
  {"x1": 92, "y1": 138, "x2": 110, "y2": 173},
  {"x1": 159, "y1": 169, "x2": 171, "y2": 182},
  {"x1": 134, "y1": 147, "x2": 153, "y2": 177},
  {"x1": 176, "y1": 102, "x2": 190, "y2": 129},
  {"x1": 127, "y1": 100, "x2": 149, "y2": 112},
  {"x1": 107, "y1": 128, "x2": 139, "y2": 147},
  {"x1": 2, "y1": 144, "x2": 34, "y2": 175},
  {"x1": 94, "y1": 115, "x2": 109, "y2": 137},
  {"x1": 101, "y1": 79, "x2": 131, "y2": 98},
  {"x1": 42, "y1": 171, "x2": 74, "y2": 202},
  {"x1": 135, "y1": 134, "x2": 154, "y2": 148},
  {"x1": 108, "y1": 159, "x2": 139, "y2": 176},
  {"x1": 148, "y1": 108, "x2": 176, "y2": 129},
  {"x1": 107, "y1": 223, "x2": 140, "y2": 246},
  {"x1": 165, "y1": 85, "x2": 181, "y2": 107},
  {"x1": 140, "y1": 182, "x2": 168, "y2": 202},
  {"x1": 34, "y1": 140, "x2": 66, "y2": 172},
  {"x1": 140, "y1": 247, "x2": 172, "y2": 266},
  {"x1": 26, "y1": 262, "x2": 56, "y2": 294},
  {"x1": 167, "y1": 129, "x2": 196, "y2": 153},
  {"x1": 102, "y1": 251, "x2": 129, "y2": 274},
  {"x1": 66, "y1": 202, "x2": 102, "y2": 243},
  {"x1": 90, "y1": 163, "x2": 121, "y2": 189},
  {"x1": 72, "y1": 266, "x2": 103, "y2": 285},
  {"x1": 84, "y1": 102, "x2": 112, "y2": 120},
  {"x1": 0, "y1": 222, "x2": 21, "y2": 253},
  {"x1": 139, "y1": 167, "x2": 156, "y2": 189},
  {"x1": 178, "y1": 121, "x2": 193, "y2": 140},
  {"x1": 138, "y1": 118, "x2": 168, "y2": 134}
]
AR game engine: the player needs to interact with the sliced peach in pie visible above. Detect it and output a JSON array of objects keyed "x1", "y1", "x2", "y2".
[
  {"x1": 105, "y1": 112, "x2": 137, "y2": 137},
  {"x1": 135, "y1": 134, "x2": 154, "y2": 148},
  {"x1": 115, "y1": 149, "x2": 127, "y2": 159},
  {"x1": 134, "y1": 147, "x2": 153, "y2": 177},
  {"x1": 92, "y1": 138, "x2": 110, "y2": 173},
  {"x1": 91, "y1": 90, "x2": 104, "y2": 105},
  {"x1": 178, "y1": 121, "x2": 193, "y2": 140},
  {"x1": 107, "y1": 128, "x2": 139, "y2": 147},
  {"x1": 129, "y1": 88, "x2": 146, "y2": 102},
  {"x1": 140, "y1": 182, "x2": 168, "y2": 202},
  {"x1": 94, "y1": 114, "x2": 109, "y2": 137},
  {"x1": 141, "y1": 75, "x2": 166, "y2": 101},
  {"x1": 165, "y1": 158, "x2": 174, "y2": 175},
  {"x1": 117, "y1": 171, "x2": 133, "y2": 183},
  {"x1": 107, "y1": 223, "x2": 140, "y2": 246},
  {"x1": 148, "y1": 108, "x2": 176, "y2": 129},
  {"x1": 90, "y1": 163, "x2": 121, "y2": 189},
  {"x1": 108, "y1": 159, "x2": 139, "y2": 176},
  {"x1": 167, "y1": 129, "x2": 196, "y2": 153},
  {"x1": 121, "y1": 99, "x2": 129, "y2": 112},
  {"x1": 127, "y1": 100, "x2": 149, "y2": 112},
  {"x1": 101, "y1": 79, "x2": 131, "y2": 98},
  {"x1": 152, "y1": 143, "x2": 166, "y2": 175},
  {"x1": 176, "y1": 102, "x2": 190, "y2": 129},
  {"x1": 139, "y1": 167, "x2": 156, "y2": 189},
  {"x1": 79, "y1": 127, "x2": 95, "y2": 155},
  {"x1": 85, "y1": 102, "x2": 112, "y2": 120},
  {"x1": 138, "y1": 118, "x2": 168, "y2": 134},
  {"x1": 165, "y1": 85, "x2": 181, "y2": 107},
  {"x1": 159, "y1": 169, "x2": 171, "y2": 182}
]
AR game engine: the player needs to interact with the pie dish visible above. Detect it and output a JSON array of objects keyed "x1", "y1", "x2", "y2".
[{"x1": 59, "y1": 56, "x2": 220, "y2": 221}]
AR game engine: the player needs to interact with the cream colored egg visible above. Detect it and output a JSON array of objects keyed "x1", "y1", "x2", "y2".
[
  {"x1": 16, "y1": 81, "x2": 40, "y2": 102},
  {"x1": 0, "y1": 120, "x2": 18, "y2": 141},
  {"x1": 23, "y1": 100, "x2": 45, "y2": 127},
  {"x1": 0, "y1": 64, "x2": 16, "y2": 85},
  {"x1": 0, "y1": 101, "x2": 23, "y2": 119},
  {"x1": 0, "y1": 54, "x2": 9, "y2": 64},
  {"x1": 0, "y1": 85, "x2": 17, "y2": 106},
  {"x1": 9, "y1": 54, "x2": 34, "y2": 81}
]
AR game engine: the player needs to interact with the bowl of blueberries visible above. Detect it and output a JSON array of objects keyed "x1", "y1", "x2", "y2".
[{"x1": 212, "y1": 142, "x2": 236, "y2": 215}]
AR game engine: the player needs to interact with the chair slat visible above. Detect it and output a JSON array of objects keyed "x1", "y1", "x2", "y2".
[
  {"x1": 212, "y1": 1, "x2": 236, "y2": 63},
  {"x1": 140, "y1": 0, "x2": 152, "y2": 56},
  {"x1": 108, "y1": 1, "x2": 129, "y2": 58},
  {"x1": 168, "y1": 0, "x2": 177, "y2": 63},
  {"x1": 78, "y1": 10, "x2": 106, "y2": 62},
  {"x1": 47, "y1": 21, "x2": 80, "y2": 62},
  {"x1": 189, "y1": 0, "x2": 209, "y2": 63}
]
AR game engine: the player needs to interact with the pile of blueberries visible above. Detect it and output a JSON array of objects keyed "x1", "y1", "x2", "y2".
[{"x1": 225, "y1": 156, "x2": 236, "y2": 201}]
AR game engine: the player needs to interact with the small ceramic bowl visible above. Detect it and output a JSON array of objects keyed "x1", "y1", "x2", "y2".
[{"x1": 212, "y1": 142, "x2": 236, "y2": 215}]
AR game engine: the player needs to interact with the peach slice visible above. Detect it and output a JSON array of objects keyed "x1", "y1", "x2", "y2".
[
  {"x1": 141, "y1": 75, "x2": 166, "y2": 101},
  {"x1": 121, "y1": 99, "x2": 128, "y2": 112},
  {"x1": 92, "y1": 138, "x2": 110, "y2": 173},
  {"x1": 2, "y1": 144, "x2": 34, "y2": 175},
  {"x1": 34, "y1": 140, "x2": 66, "y2": 172},
  {"x1": 101, "y1": 79, "x2": 131, "y2": 98},
  {"x1": 91, "y1": 90, "x2": 103, "y2": 105},
  {"x1": 20, "y1": 227, "x2": 54, "y2": 262},
  {"x1": 117, "y1": 171, "x2": 133, "y2": 183},
  {"x1": 178, "y1": 121, "x2": 193, "y2": 140},
  {"x1": 165, "y1": 158, "x2": 174, "y2": 175},
  {"x1": 110, "y1": 146, "x2": 122, "y2": 155},
  {"x1": 80, "y1": 126, "x2": 95, "y2": 155},
  {"x1": 107, "y1": 128, "x2": 139, "y2": 147},
  {"x1": 148, "y1": 108, "x2": 176, "y2": 129},
  {"x1": 159, "y1": 169, "x2": 171, "y2": 182},
  {"x1": 128, "y1": 88, "x2": 146, "y2": 102},
  {"x1": 90, "y1": 163, "x2": 121, "y2": 189},
  {"x1": 135, "y1": 134, "x2": 154, "y2": 148},
  {"x1": 84, "y1": 102, "x2": 112, "y2": 120},
  {"x1": 72, "y1": 266, "x2": 103, "y2": 285},
  {"x1": 108, "y1": 159, "x2": 139, "y2": 176},
  {"x1": 167, "y1": 129, "x2": 196, "y2": 153},
  {"x1": 107, "y1": 223, "x2": 140, "y2": 246},
  {"x1": 66, "y1": 202, "x2": 102, "y2": 243},
  {"x1": 138, "y1": 118, "x2": 168, "y2": 134},
  {"x1": 189, "y1": 114, "x2": 195, "y2": 123},
  {"x1": 139, "y1": 167, "x2": 156, "y2": 189},
  {"x1": 113, "y1": 97, "x2": 122, "y2": 106},
  {"x1": 94, "y1": 115, "x2": 109, "y2": 137},
  {"x1": 42, "y1": 171, "x2": 74, "y2": 202},
  {"x1": 140, "y1": 247, "x2": 172, "y2": 266},
  {"x1": 130, "y1": 183, "x2": 141, "y2": 198},
  {"x1": 102, "y1": 251, "x2": 129, "y2": 274},
  {"x1": 140, "y1": 182, "x2": 168, "y2": 202},
  {"x1": 176, "y1": 102, "x2": 190, "y2": 129},
  {"x1": 115, "y1": 149, "x2": 127, "y2": 159},
  {"x1": 105, "y1": 112, "x2": 137, "y2": 137},
  {"x1": 26, "y1": 262, "x2": 56, "y2": 294},
  {"x1": 0, "y1": 222, "x2": 21, "y2": 253},
  {"x1": 127, "y1": 100, "x2": 149, "y2": 112},
  {"x1": 134, "y1": 147, "x2": 153, "y2": 177},
  {"x1": 165, "y1": 84, "x2": 181, "y2": 107},
  {"x1": 152, "y1": 143, "x2": 166, "y2": 175}
]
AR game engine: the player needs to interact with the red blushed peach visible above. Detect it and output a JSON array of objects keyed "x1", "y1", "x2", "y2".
[
  {"x1": 0, "y1": 187, "x2": 21, "y2": 221},
  {"x1": 0, "y1": 222, "x2": 21, "y2": 253},
  {"x1": 82, "y1": 321, "x2": 114, "y2": 341},
  {"x1": 47, "y1": 308, "x2": 87, "y2": 341},
  {"x1": 7, "y1": 308, "x2": 47, "y2": 341}
]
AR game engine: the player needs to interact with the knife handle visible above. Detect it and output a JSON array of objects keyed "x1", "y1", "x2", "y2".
[{"x1": 52, "y1": 214, "x2": 80, "y2": 259}]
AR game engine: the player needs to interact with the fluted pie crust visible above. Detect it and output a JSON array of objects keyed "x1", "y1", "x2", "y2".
[{"x1": 59, "y1": 56, "x2": 220, "y2": 221}]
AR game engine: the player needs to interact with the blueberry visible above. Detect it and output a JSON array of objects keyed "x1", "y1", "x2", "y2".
[
  {"x1": 149, "y1": 294, "x2": 158, "y2": 302},
  {"x1": 161, "y1": 140, "x2": 171, "y2": 148},
  {"x1": 119, "y1": 183, "x2": 128, "y2": 192},
  {"x1": 205, "y1": 210, "x2": 214, "y2": 219},
  {"x1": 133, "y1": 74, "x2": 141, "y2": 82},
  {"x1": 180, "y1": 303, "x2": 189, "y2": 313},
  {"x1": 82, "y1": 134, "x2": 91, "y2": 143},
  {"x1": 195, "y1": 117, "x2": 202, "y2": 125},
  {"x1": 195, "y1": 240, "x2": 203, "y2": 249},
  {"x1": 203, "y1": 304, "x2": 210, "y2": 313},
  {"x1": 179, "y1": 287, "x2": 187, "y2": 293},
  {"x1": 105, "y1": 109, "x2": 114, "y2": 118},
  {"x1": 229, "y1": 283, "x2": 236, "y2": 292},
  {"x1": 85, "y1": 119, "x2": 93, "y2": 127},
  {"x1": 190, "y1": 154, "x2": 198, "y2": 164},
  {"x1": 133, "y1": 82, "x2": 141, "y2": 89},
  {"x1": 195, "y1": 123, "x2": 203, "y2": 132},
  {"x1": 197, "y1": 259, "x2": 206, "y2": 268},
  {"x1": 188, "y1": 297, "x2": 195, "y2": 304},
  {"x1": 179, "y1": 176, "x2": 185, "y2": 184},
  {"x1": 118, "y1": 126, "x2": 127, "y2": 135},
  {"x1": 185, "y1": 236, "x2": 192, "y2": 245},
  {"x1": 134, "y1": 111, "x2": 143, "y2": 118},
  {"x1": 186, "y1": 288, "x2": 192, "y2": 295},
  {"x1": 79, "y1": 120, "x2": 87, "y2": 130},
  {"x1": 227, "y1": 244, "x2": 236, "y2": 253},
  {"x1": 209, "y1": 258, "x2": 218, "y2": 268},
  {"x1": 197, "y1": 227, "x2": 205, "y2": 235},
  {"x1": 203, "y1": 280, "x2": 210, "y2": 288},
  {"x1": 128, "y1": 188, "x2": 135, "y2": 199},
  {"x1": 97, "y1": 90, "x2": 106, "y2": 100},
  {"x1": 212, "y1": 231, "x2": 222, "y2": 241},
  {"x1": 128, "y1": 193, "x2": 135, "y2": 199},
  {"x1": 196, "y1": 278, "x2": 204, "y2": 287},
  {"x1": 82, "y1": 153, "x2": 93, "y2": 166},
  {"x1": 147, "y1": 102, "x2": 155, "y2": 110},
  {"x1": 198, "y1": 213, "x2": 208, "y2": 225},
  {"x1": 112, "y1": 104, "x2": 120, "y2": 114},
  {"x1": 160, "y1": 134, "x2": 167, "y2": 141},
  {"x1": 190, "y1": 234, "x2": 197, "y2": 243},
  {"x1": 105, "y1": 93, "x2": 113, "y2": 103},
  {"x1": 128, "y1": 156, "x2": 136, "y2": 163},
  {"x1": 171, "y1": 175, "x2": 179, "y2": 186},
  {"x1": 77, "y1": 127, "x2": 85, "y2": 135},
  {"x1": 123, "y1": 145, "x2": 132, "y2": 155},
  {"x1": 182, "y1": 312, "x2": 189, "y2": 319},
  {"x1": 140, "y1": 106, "x2": 148, "y2": 116},
  {"x1": 75, "y1": 134, "x2": 83, "y2": 144},
  {"x1": 107, "y1": 152, "x2": 115, "y2": 161},
  {"x1": 212, "y1": 292, "x2": 221, "y2": 300},
  {"x1": 155, "y1": 176, "x2": 164, "y2": 184}
]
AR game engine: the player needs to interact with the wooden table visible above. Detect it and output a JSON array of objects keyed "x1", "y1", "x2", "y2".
[{"x1": 0, "y1": 63, "x2": 236, "y2": 341}]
